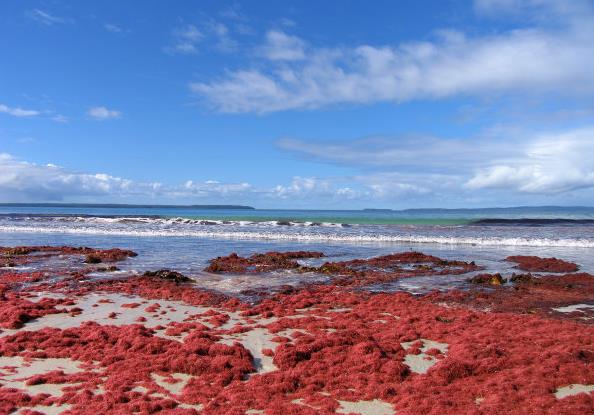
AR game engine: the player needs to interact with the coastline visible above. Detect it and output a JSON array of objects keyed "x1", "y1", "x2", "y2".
[{"x1": 1, "y1": 246, "x2": 593, "y2": 414}]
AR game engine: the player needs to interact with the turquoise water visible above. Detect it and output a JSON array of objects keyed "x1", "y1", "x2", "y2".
[
  {"x1": 1, "y1": 204, "x2": 594, "y2": 295},
  {"x1": 1, "y1": 205, "x2": 594, "y2": 225}
]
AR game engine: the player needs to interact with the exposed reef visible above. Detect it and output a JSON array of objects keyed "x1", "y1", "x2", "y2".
[{"x1": 205, "y1": 251, "x2": 481, "y2": 287}]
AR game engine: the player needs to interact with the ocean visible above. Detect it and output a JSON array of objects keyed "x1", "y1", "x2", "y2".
[{"x1": 1, "y1": 204, "x2": 593, "y2": 296}]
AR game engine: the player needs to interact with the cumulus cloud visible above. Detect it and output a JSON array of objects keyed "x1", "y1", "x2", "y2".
[
  {"x1": 273, "y1": 177, "x2": 332, "y2": 198},
  {"x1": 0, "y1": 104, "x2": 40, "y2": 117},
  {"x1": 466, "y1": 127, "x2": 594, "y2": 193},
  {"x1": 0, "y1": 154, "x2": 144, "y2": 202},
  {"x1": 87, "y1": 106, "x2": 121, "y2": 120},
  {"x1": 271, "y1": 177, "x2": 368, "y2": 205},
  {"x1": 0, "y1": 154, "x2": 425, "y2": 206},
  {"x1": 0, "y1": 154, "x2": 255, "y2": 203},
  {"x1": 191, "y1": 2, "x2": 594, "y2": 113}
]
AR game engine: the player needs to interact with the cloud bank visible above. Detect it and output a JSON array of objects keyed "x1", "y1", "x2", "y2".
[
  {"x1": 0, "y1": 154, "x2": 254, "y2": 203},
  {"x1": 4, "y1": 122, "x2": 594, "y2": 207},
  {"x1": 278, "y1": 126, "x2": 594, "y2": 196}
]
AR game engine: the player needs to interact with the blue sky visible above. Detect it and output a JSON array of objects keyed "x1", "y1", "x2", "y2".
[{"x1": 1, "y1": 0, "x2": 594, "y2": 208}]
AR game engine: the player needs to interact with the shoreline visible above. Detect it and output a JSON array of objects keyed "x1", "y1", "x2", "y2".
[{"x1": 0, "y1": 246, "x2": 593, "y2": 414}]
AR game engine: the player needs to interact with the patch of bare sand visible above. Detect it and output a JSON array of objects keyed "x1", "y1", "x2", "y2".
[{"x1": 400, "y1": 339, "x2": 449, "y2": 374}]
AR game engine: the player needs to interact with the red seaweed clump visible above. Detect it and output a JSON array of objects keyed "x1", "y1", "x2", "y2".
[
  {"x1": 0, "y1": 323, "x2": 255, "y2": 413},
  {"x1": 204, "y1": 251, "x2": 324, "y2": 273},
  {"x1": 435, "y1": 272, "x2": 594, "y2": 322},
  {"x1": 205, "y1": 251, "x2": 481, "y2": 287},
  {"x1": 315, "y1": 252, "x2": 482, "y2": 286},
  {"x1": 0, "y1": 293, "x2": 67, "y2": 329},
  {"x1": 0, "y1": 271, "x2": 47, "y2": 286},
  {"x1": 78, "y1": 274, "x2": 233, "y2": 309},
  {"x1": 0, "y1": 245, "x2": 137, "y2": 267},
  {"x1": 81, "y1": 248, "x2": 137, "y2": 263},
  {"x1": 506, "y1": 255, "x2": 579, "y2": 273}
]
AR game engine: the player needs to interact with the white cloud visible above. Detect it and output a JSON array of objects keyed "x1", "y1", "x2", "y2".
[
  {"x1": 270, "y1": 174, "x2": 438, "y2": 204},
  {"x1": 166, "y1": 22, "x2": 238, "y2": 55},
  {"x1": 2, "y1": 124, "x2": 593, "y2": 205},
  {"x1": 473, "y1": 0, "x2": 588, "y2": 17},
  {"x1": 354, "y1": 173, "x2": 435, "y2": 199},
  {"x1": 209, "y1": 22, "x2": 238, "y2": 52},
  {"x1": 51, "y1": 114, "x2": 69, "y2": 123},
  {"x1": 278, "y1": 18, "x2": 297, "y2": 28},
  {"x1": 191, "y1": 3, "x2": 594, "y2": 113},
  {"x1": 0, "y1": 154, "x2": 255, "y2": 203},
  {"x1": 466, "y1": 127, "x2": 594, "y2": 193},
  {"x1": 0, "y1": 104, "x2": 40, "y2": 117},
  {"x1": 259, "y1": 30, "x2": 306, "y2": 61},
  {"x1": 182, "y1": 180, "x2": 252, "y2": 196},
  {"x1": 87, "y1": 106, "x2": 121, "y2": 120},
  {"x1": 273, "y1": 177, "x2": 332, "y2": 198},
  {"x1": 104, "y1": 23, "x2": 123, "y2": 33},
  {"x1": 277, "y1": 136, "x2": 509, "y2": 171},
  {"x1": 0, "y1": 154, "x2": 142, "y2": 202},
  {"x1": 279, "y1": 125, "x2": 594, "y2": 196},
  {"x1": 0, "y1": 154, "x2": 394, "y2": 205},
  {"x1": 27, "y1": 9, "x2": 65, "y2": 26},
  {"x1": 166, "y1": 25, "x2": 203, "y2": 55}
]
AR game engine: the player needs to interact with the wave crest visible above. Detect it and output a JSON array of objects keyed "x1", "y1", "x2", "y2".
[{"x1": 1, "y1": 224, "x2": 593, "y2": 248}]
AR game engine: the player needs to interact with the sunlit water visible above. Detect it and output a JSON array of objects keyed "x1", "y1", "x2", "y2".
[{"x1": 1, "y1": 206, "x2": 593, "y2": 296}]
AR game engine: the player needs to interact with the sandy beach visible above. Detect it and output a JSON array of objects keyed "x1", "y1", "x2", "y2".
[
  {"x1": 4, "y1": 0, "x2": 594, "y2": 412},
  {"x1": 1, "y1": 246, "x2": 593, "y2": 414}
]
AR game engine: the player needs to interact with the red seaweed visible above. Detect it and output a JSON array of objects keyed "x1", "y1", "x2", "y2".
[
  {"x1": 0, "y1": 246, "x2": 592, "y2": 414},
  {"x1": 204, "y1": 250, "x2": 481, "y2": 287},
  {"x1": 506, "y1": 255, "x2": 579, "y2": 273},
  {"x1": 205, "y1": 251, "x2": 324, "y2": 274}
]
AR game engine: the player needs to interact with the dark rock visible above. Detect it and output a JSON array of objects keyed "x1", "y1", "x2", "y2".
[
  {"x1": 85, "y1": 254, "x2": 102, "y2": 264},
  {"x1": 96, "y1": 266, "x2": 120, "y2": 272},
  {"x1": 468, "y1": 273, "x2": 506, "y2": 285},
  {"x1": 143, "y1": 269, "x2": 192, "y2": 283},
  {"x1": 509, "y1": 273, "x2": 535, "y2": 284}
]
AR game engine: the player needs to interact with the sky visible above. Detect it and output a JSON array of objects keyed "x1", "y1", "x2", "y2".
[{"x1": 1, "y1": 0, "x2": 594, "y2": 209}]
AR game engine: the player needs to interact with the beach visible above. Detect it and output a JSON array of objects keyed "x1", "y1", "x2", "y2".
[
  {"x1": 1, "y1": 214, "x2": 593, "y2": 415},
  {"x1": 4, "y1": 0, "x2": 594, "y2": 411}
]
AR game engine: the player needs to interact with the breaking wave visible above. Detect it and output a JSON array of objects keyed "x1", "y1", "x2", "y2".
[
  {"x1": 1, "y1": 223, "x2": 593, "y2": 248},
  {"x1": 0, "y1": 215, "x2": 351, "y2": 228}
]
